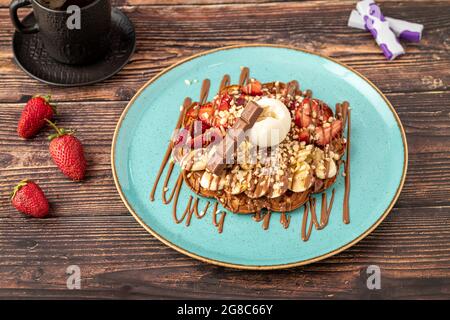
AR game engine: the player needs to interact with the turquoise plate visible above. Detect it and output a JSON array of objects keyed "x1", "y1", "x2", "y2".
[{"x1": 112, "y1": 44, "x2": 407, "y2": 270}]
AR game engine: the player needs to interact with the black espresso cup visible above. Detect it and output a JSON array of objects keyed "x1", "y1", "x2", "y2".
[{"x1": 10, "y1": 0, "x2": 112, "y2": 65}]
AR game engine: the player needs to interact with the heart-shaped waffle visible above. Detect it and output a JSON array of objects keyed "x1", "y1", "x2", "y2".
[{"x1": 173, "y1": 72, "x2": 349, "y2": 214}]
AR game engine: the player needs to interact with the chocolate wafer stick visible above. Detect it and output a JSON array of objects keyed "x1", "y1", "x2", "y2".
[{"x1": 206, "y1": 101, "x2": 263, "y2": 175}]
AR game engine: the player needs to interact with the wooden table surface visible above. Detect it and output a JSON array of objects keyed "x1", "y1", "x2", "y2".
[{"x1": 0, "y1": 0, "x2": 449, "y2": 300}]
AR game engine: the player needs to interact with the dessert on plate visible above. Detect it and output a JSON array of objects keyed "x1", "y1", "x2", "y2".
[{"x1": 171, "y1": 67, "x2": 350, "y2": 214}]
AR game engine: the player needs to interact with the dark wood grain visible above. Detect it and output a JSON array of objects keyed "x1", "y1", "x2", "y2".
[
  {"x1": 0, "y1": 1, "x2": 448, "y2": 103},
  {"x1": 0, "y1": 0, "x2": 449, "y2": 299},
  {"x1": 0, "y1": 207, "x2": 449, "y2": 299}
]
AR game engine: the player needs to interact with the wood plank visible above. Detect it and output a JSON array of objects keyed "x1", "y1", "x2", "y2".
[
  {"x1": 0, "y1": 206, "x2": 449, "y2": 299},
  {"x1": 0, "y1": 0, "x2": 284, "y2": 8},
  {"x1": 0, "y1": 0, "x2": 444, "y2": 7},
  {"x1": 0, "y1": 1, "x2": 448, "y2": 103}
]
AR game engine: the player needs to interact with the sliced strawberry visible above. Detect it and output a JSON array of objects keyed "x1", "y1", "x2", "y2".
[
  {"x1": 235, "y1": 94, "x2": 247, "y2": 106},
  {"x1": 309, "y1": 99, "x2": 319, "y2": 124},
  {"x1": 190, "y1": 127, "x2": 221, "y2": 149},
  {"x1": 310, "y1": 99, "x2": 319, "y2": 110},
  {"x1": 331, "y1": 119, "x2": 343, "y2": 137},
  {"x1": 298, "y1": 129, "x2": 310, "y2": 143},
  {"x1": 203, "y1": 127, "x2": 222, "y2": 147},
  {"x1": 184, "y1": 104, "x2": 199, "y2": 128},
  {"x1": 173, "y1": 134, "x2": 184, "y2": 146},
  {"x1": 172, "y1": 128, "x2": 191, "y2": 146},
  {"x1": 315, "y1": 126, "x2": 332, "y2": 147},
  {"x1": 315, "y1": 120, "x2": 343, "y2": 146},
  {"x1": 198, "y1": 102, "x2": 214, "y2": 129},
  {"x1": 288, "y1": 99, "x2": 298, "y2": 110},
  {"x1": 216, "y1": 93, "x2": 232, "y2": 111},
  {"x1": 186, "y1": 106, "x2": 198, "y2": 118},
  {"x1": 294, "y1": 99, "x2": 312, "y2": 128},
  {"x1": 311, "y1": 100, "x2": 333, "y2": 123},
  {"x1": 321, "y1": 104, "x2": 334, "y2": 121},
  {"x1": 190, "y1": 134, "x2": 203, "y2": 149},
  {"x1": 212, "y1": 117, "x2": 229, "y2": 129},
  {"x1": 242, "y1": 80, "x2": 262, "y2": 96}
]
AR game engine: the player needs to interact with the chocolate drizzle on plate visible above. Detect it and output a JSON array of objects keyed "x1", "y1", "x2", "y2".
[
  {"x1": 150, "y1": 67, "x2": 352, "y2": 241},
  {"x1": 219, "y1": 74, "x2": 231, "y2": 91}
]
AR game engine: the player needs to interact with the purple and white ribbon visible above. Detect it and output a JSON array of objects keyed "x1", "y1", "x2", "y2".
[
  {"x1": 348, "y1": 9, "x2": 423, "y2": 43},
  {"x1": 356, "y1": 0, "x2": 405, "y2": 60}
]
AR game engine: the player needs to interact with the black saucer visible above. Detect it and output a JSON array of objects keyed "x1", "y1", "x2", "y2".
[{"x1": 13, "y1": 8, "x2": 136, "y2": 87}]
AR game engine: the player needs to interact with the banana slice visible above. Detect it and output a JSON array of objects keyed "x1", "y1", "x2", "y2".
[
  {"x1": 311, "y1": 148, "x2": 338, "y2": 179},
  {"x1": 245, "y1": 174, "x2": 270, "y2": 199},
  {"x1": 225, "y1": 169, "x2": 250, "y2": 195},
  {"x1": 298, "y1": 144, "x2": 314, "y2": 162},
  {"x1": 248, "y1": 97, "x2": 291, "y2": 148},
  {"x1": 290, "y1": 162, "x2": 313, "y2": 192},
  {"x1": 267, "y1": 169, "x2": 292, "y2": 198},
  {"x1": 180, "y1": 149, "x2": 207, "y2": 171},
  {"x1": 236, "y1": 141, "x2": 257, "y2": 170},
  {"x1": 311, "y1": 147, "x2": 324, "y2": 163},
  {"x1": 315, "y1": 158, "x2": 337, "y2": 179},
  {"x1": 200, "y1": 171, "x2": 226, "y2": 191},
  {"x1": 172, "y1": 144, "x2": 190, "y2": 163}
]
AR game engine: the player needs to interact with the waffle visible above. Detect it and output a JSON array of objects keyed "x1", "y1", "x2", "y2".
[{"x1": 175, "y1": 79, "x2": 348, "y2": 214}]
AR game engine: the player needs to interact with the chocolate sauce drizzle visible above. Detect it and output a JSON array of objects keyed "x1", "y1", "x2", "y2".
[
  {"x1": 219, "y1": 75, "x2": 231, "y2": 91},
  {"x1": 150, "y1": 67, "x2": 352, "y2": 241},
  {"x1": 342, "y1": 102, "x2": 351, "y2": 224},
  {"x1": 239, "y1": 67, "x2": 250, "y2": 86}
]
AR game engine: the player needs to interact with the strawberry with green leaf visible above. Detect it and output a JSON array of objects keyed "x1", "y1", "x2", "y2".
[
  {"x1": 11, "y1": 180, "x2": 49, "y2": 218},
  {"x1": 17, "y1": 95, "x2": 56, "y2": 139},
  {"x1": 47, "y1": 120, "x2": 87, "y2": 181}
]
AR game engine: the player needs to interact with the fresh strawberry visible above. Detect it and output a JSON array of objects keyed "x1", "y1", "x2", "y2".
[
  {"x1": 17, "y1": 95, "x2": 56, "y2": 139},
  {"x1": 315, "y1": 120, "x2": 343, "y2": 146},
  {"x1": 11, "y1": 180, "x2": 49, "y2": 218},
  {"x1": 242, "y1": 80, "x2": 262, "y2": 96},
  {"x1": 198, "y1": 102, "x2": 215, "y2": 128},
  {"x1": 294, "y1": 99, "x2": 312, "y2": 128},
  {"x1": 47, "y1": 120, "x2": 87, "y2": 181}
]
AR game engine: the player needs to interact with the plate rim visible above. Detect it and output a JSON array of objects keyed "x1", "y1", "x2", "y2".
[{"x1": 111, "y1": 43, "x2": 408, "y2": 270}]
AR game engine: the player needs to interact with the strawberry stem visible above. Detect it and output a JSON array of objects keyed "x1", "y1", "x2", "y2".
[
  {"x1": 46, "y1": 119, "x2": 73, "y2": 140},
  {"x1": 46, "y1": 119, "x2": 63, "y2": 135},
  {"x1": 10, "y1": 179, "x2": 28, "y2": 200}
]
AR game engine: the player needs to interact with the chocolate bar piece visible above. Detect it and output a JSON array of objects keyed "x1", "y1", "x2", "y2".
[
  {"x1": 241, "y1": 101, "x2": 263, "y2": 125},
  {"x1": 206, "y1": 153, "x2": 226, "y2": 174},
  {"x1": 207, "y1": 101, "x2": 263, "y2": 175},
  {"x1": 220, "y1": 135, "x2": 237, "y2": 160},
  {"x1": 205, "y1": 135, "x2": 235, "y2": 175},
  {"x1": 228, "y1": 120, "x2": 247, "y2": 140}
]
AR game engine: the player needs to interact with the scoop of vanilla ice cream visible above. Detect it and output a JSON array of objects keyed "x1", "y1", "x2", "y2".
[{"x1": 248, "y1": 97, "x2": 291, "y2": 148}]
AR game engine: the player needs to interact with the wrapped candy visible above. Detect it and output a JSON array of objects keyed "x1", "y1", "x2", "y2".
[
  {"x1": 348, "y1": 9, "x2": 423, "y2": 43},
  {"x1": 356, "y1": 0, "x2": 405, "y2": 60}
]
